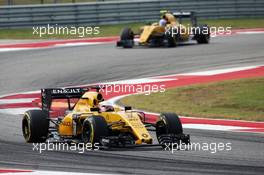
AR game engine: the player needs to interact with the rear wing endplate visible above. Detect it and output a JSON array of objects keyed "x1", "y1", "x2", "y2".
[{"x1": 41, "y1": 86, "x2": 103, "y2": 113}]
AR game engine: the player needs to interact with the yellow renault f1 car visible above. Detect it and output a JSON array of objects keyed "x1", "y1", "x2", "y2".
[
  {"x1": 116, "y1": 11, "x2": 210, "y2": 48},
  {"x1": 22, "y1": 86, "x2": 190, "y2": 148}
]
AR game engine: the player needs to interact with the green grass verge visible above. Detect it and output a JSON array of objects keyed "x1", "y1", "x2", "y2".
[
  {"x1": 0, "y1": 18, "x2": 263, "y2": 40},
  {"x1": 119, "y1": 77, "x2": 264, "y2": 121}
]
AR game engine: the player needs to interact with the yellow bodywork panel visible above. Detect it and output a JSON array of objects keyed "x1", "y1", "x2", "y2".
[
  {"x1": 57, "y1": 91, "x2": 153, "y2": 144},
  {"x1": 58, "y1": 114, "x2": 74, "y2": 137},
  {"x1": 139, "y1": 12, "x2": 190, "y2": 44},
  {"x1": 102, "y1": 112, "x2": 152, "y2": 144},
  {"x1": 139, "y1": 25, "x2": 165, "y2": 43},
  {"x1": 165, "y1": 13, "x2": 179, "y2": 26}
]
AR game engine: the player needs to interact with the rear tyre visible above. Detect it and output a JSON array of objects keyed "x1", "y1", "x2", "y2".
[
  {"x1": 82, "y1": 115, "x2": 109, "y2": 145},
  {"x1": 22, "y1": 110, "x2": 49, "y2": 143},
  {"x1": 120, "y1": 28, "x2": 134, "y2": 48}
]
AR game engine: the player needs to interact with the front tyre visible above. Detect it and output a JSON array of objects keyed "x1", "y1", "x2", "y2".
[
  {"x1": 82, "y1": 115, "x2": 109, "y2": 145},
  {"x1": 22, "y1": 110, "x2": 49, "y2": 143},
  {"x1": 164, "y1": 28, "x2": 177, "y2": 47},
  {"x1": 156, "y1": 113, "x2": 189, "y2": 147},
  {"x1": 156, "y1": 113, "x2": 183, "y2": 136},
  {"x1": 119, "y1": 27, "x2": 134, "y2": 48},
  {"x1": 195, "y1": 25, "x2": 210, "y2": 44}
]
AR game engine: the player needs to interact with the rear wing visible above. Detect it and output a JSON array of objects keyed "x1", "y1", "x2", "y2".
[
  {"x1": 41, "y1": 86, "x2": 102, "y2": 113},
  {"x1": 173, "y1": 11, "x2": 197, "y2": 27}
]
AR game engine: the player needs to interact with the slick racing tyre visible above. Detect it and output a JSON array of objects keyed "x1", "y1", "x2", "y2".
[
  {"x1": 195, "y1": 25, "x2": 210, "y2": 44},
  {"x1": 164, "y1": 29, "x2": 177, "y2": 47},
  {"x1": 156, "y1": 113, "x2": 183, "y2": 135},
  {"x1": 120, "y1": 27, "x2": 134, "y2": 48},
  {"x1": 22, "y1": 110, "x2": 49, "y2": 143},
  {"x1": 164, "y1": 28, "x2": 180, "y2": 47},
  {"x1": 82, "y1": 115, "x2": 109, "y2": 145},
  {"x1": 156, "y1": 113, "x2": 184, "y2": 147}
]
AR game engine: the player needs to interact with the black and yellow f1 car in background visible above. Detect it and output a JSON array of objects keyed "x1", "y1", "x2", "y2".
[
  {"x1": 117, "y1": 11, "x2": 210, "y2": 48},
  {"x1": 22, "y1": 86, "x2": 190, "y2": 148}
]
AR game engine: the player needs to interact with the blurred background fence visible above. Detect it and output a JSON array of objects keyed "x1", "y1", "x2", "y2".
[
  {"x1": 0, "y1": 0, "x2": 263, "y2": 28},
  {"x1": 1, "y1": 0, "x2": 113, "y2": 6}
]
